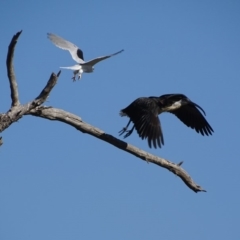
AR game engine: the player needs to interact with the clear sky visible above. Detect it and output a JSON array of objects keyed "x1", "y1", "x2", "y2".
[{"x1": 0, "y1": 1, "x2": 240, "y2": 239}]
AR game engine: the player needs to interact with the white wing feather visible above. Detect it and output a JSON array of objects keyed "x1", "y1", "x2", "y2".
[
  {"x1": 47, "y1": 33, "x2": 84, "y2": 64},
  {"x1": 60, "y1": 65, "x2": 82, "y2": 70}
]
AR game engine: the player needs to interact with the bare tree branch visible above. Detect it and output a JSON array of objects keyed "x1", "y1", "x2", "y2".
[
  {"x1": 28, "y1": 106, "x2": 206, "y2": 193},
  {"x1": 6, "y1": 30, "x2": 22, "y2": 107},
  {"x1": 35, "y1": 71, "x2": 61, "y2": 104},
  {"x1": 0, "y1": 30, "x2": 207, "y2": 193}
]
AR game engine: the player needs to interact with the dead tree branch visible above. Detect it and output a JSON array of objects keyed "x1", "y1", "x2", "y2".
[
  {"x1": 0, "y1": 31, "x2": 206, "y2": 193},
  {"x1": 29, "y1": 106, "x2": 205, "y2": 192},
  {"x1": 6, "y1": 30, "x2": 22, "y2": 107}
]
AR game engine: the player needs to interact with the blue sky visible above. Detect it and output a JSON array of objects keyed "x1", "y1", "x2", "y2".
[{"x1": 0, "y1": 1, "x2": 240, "y2": 239}]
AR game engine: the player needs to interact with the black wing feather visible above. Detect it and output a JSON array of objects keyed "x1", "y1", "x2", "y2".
[
  {"x1": 170, "y1": 105, "x2": 214, "y2": 136},
  {"x1": 77, "y1": 49, "x2": 84, "y2": 61},
  {"x1": 122, "y1": 98, "x2": 164, "y2": 148}
]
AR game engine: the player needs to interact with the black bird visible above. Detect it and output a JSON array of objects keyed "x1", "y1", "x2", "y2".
[{"x1": 119, "y1": 94, "x2": 214, "y2": 148}]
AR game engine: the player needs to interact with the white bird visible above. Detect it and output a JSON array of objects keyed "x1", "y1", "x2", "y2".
[{"x1": 47, "y1": 33, "x2": 124, "y2": 81}]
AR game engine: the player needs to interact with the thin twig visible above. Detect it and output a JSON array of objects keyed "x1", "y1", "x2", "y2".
[{"x1": 34, "y1": 71, "x2": 61, "y2": 105}]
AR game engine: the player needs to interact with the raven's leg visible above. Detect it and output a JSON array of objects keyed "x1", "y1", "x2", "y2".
[
  {"x1": 123, "y1": 125, "x2": 135, "y2": 138},
  {"x1": 119, "y1": 119, "x2": 131, "y2": 136}
]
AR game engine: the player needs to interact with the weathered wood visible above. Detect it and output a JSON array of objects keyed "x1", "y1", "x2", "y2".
[
  {"x1": 29, "y1": 106, "x2": 206, "y2": 193},
  {"x1": 6, "y1": 30, "x2": 22, "y2": 107}
]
